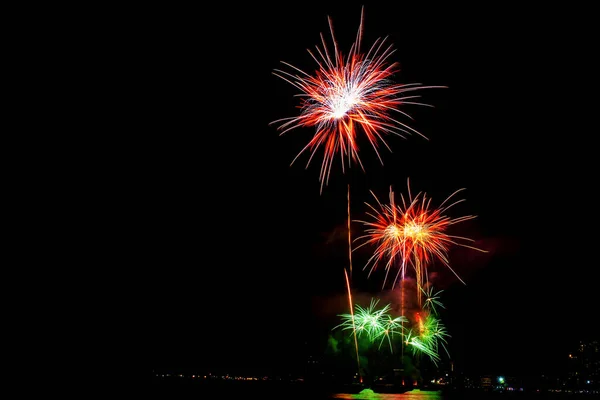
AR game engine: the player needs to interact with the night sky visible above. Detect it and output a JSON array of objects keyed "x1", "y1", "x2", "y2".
[{"x1": 134, "y1": 2, "x2": 597, "y2": 378}]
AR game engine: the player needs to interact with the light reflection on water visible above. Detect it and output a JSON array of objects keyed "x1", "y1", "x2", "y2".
[{"x1": 332, "y1": 388, "x2": 442, "y2": 400}]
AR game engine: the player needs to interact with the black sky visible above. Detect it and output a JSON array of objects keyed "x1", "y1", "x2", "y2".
[{"x1": 134, "y1": 2, "x2": 598, "y2": 378}]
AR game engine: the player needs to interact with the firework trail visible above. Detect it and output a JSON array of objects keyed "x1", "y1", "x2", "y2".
[
  {"x1": 348, "y1": 184, "x2": 353, "y2": 280},
  {"x1": 344, "y1": 269, "x2": 361, "y2": 382},
  {"x1": 354, "y1": 178, "x2": 487, "y2": 304},
  {"x1": 271, "y1": 7, "x2": 444, "y2": 192}
]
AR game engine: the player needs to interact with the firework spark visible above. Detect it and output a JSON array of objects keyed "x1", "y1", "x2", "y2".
[
  {"x1": 354, "y1": 178, "x2": 487, "y2": 294},
  {"x1": 270, "y1": 7, "x2": 444, "y2": 192}
]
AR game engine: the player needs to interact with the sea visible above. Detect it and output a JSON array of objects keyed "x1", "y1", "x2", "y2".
[{"x1": 151, "y1": 379, "x2": 595, "y2": 399}]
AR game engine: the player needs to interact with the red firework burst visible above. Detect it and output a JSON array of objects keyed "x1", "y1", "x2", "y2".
[
  {"x1": 354, "y1": 179, "x2": 487, "y2": 292},
  {"x1": 271, "y1": 7, "x2": 444, "y2": 192}
]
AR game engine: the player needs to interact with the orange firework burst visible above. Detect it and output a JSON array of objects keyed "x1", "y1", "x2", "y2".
[
  {"x1": 270, "y1": 7, "x2": 444, "y2": 192},
  {"x1": 354, "y1": 179, "x2": 487, "y2": 297}
]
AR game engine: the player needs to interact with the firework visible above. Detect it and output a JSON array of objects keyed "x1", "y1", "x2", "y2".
[
  {"x1": 271, "y1": 7, "x2": 444, "y2": 192},
  {"x1": 421, "y1": 285, "x2": 446, "y2": 316},
  {"x1": 335, "y1": 298, "x2": 407, "y2": 352},
  {"x1": 354, "y1": 178, "x2": 487, "y2": 299},
  {"x1": 353, "y1": 185, "x2": 406, "y2": 289},
  {"x1": 405, "y1": 312, "x2": 451, "y2": 366}
]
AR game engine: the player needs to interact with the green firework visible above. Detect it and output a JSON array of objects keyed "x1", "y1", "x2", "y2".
[
  {"x1": 406, "y1": 313, "x2": 450, "y2": 366},
  {"x1": 335, "y1": 298, "x2": 407, "y2": 352},
  {"x1": 421, "y1": 286, "x2": 446, "y2": 316}
]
